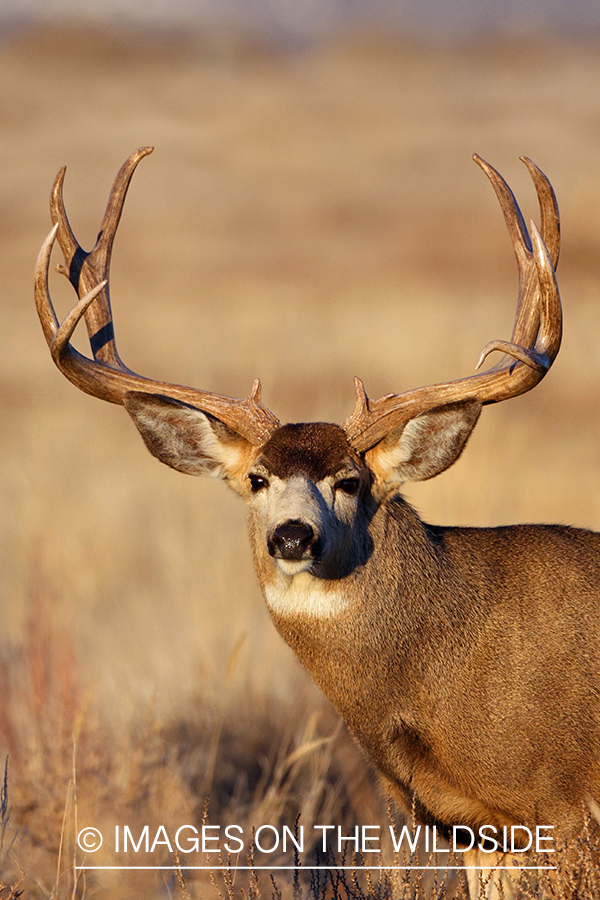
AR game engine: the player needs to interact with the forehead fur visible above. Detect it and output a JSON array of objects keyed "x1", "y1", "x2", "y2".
[{"x1": 258, "y1": 423, "x2": 361, "y2": 481}]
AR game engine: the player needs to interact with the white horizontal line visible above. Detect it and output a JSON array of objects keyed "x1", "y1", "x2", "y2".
[{"x1": 75, "y1": 865, "x2": 557, "y2": 871}]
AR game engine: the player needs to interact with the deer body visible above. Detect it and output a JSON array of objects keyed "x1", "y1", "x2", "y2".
[
  {"x1": 269, "y1": 511, "x2": 600, "y2": 838},
  {"x1": 36, "y1": 149, "x2": 590, "y2": 896}
]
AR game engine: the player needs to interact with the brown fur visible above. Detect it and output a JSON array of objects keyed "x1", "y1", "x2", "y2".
[
  {"x1": 257, "y1": 422, "x2": 363, "y2": 481},
  {"x1": 124, "y1": 396, "x2": 600, "y2": 851},
  {"x1": 269, "y1": 504, "x2": 600, "y2": 837}
]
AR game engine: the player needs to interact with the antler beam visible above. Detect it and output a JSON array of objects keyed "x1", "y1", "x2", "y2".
[
  {"x1": 34, "y1": 148, "x2": 280, "y2": 447},
  {"x1": 342, "y1": 155, "x2": 561, "y2": 453},
  {"x1": 35, "y1": 150, "x2": 561, "y2": 456}
]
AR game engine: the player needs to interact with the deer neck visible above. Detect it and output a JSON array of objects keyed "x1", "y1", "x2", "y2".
[{"x1": 254, "y1": 496, "x2": 447, "y2": 729}]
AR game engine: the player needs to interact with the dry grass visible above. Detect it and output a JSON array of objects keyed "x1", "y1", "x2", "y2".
[{"x1": 1, "y1": 22, "x2": 600, "y2": 898}]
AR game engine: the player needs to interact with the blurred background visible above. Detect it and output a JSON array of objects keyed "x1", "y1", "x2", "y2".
[
  {"x1": 1, "y1": 1, "x2": 600, "y2": 896},
  {"x1": 5, "y1": 0, "x2": 600, "y2": 42}
]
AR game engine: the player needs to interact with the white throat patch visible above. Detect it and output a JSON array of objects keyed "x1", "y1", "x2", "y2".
[{"x1": 263, "y1": 570, "x2": 353, "y2": 619}]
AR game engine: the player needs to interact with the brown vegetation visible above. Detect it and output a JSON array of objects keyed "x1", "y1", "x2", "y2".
[{"x1": 2, "y1": 23, "x2": 600, "y2": 897}]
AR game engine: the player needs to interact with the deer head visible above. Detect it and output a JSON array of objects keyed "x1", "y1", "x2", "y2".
[{"x1": 35, "y1": 149, "x2": 560, "y2": 593}]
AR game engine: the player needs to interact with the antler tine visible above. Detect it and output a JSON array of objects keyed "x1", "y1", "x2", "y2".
[
  {"x1": 50, "y1": 146, "x2": 154, "y2": 369},
  {"x1": 36, "y1": 150, "x2": 280, "y2": 446},
  {"x1": 35, "y1": 222, "x2": 62, "y2": 347},
  {"x1": 35, "y1": 224, "x2": 108, "y2": 356},
  {"x1": 473, "y1": 154, "x2": 560, "y2": 364},
  {"x1": 520, "y1": 156, "x2": 560, "y2": 268},
  {"x1": 342, "y1": 157, "x2": 562, "y2": 454},
  {"x1": 472, "y1": 155, "x2": 557, "y2": 355},
  {"x1": 473, "y1": 154, "x2": 532, "y2": 267}
]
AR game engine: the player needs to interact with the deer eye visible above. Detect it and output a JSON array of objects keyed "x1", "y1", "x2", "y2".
[
  {"x1": 335, "y1": 477, "x2": 360, "y2": 496},
  {"x1": 249, "y1": 474, "x2": 269, "y2": 493}
]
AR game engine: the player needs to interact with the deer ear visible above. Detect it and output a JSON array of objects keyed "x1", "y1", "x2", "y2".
[
  {"x1": 365, "y1": 398, "x2": 482, "y2": 493},
  {"x1": 122, "y1": 392, "x2": 254, "y2": 489}
]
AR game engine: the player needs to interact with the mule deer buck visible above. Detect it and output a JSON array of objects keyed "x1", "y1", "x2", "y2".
[{"x1": 35, "y1": 149, "x2": 600, "y2": 898}]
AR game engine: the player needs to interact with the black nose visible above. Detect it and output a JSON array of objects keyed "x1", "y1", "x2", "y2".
[{"x1": 269, "y1": 520, "x2": 316, "y2": 561}]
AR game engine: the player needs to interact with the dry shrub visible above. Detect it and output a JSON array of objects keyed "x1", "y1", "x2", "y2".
[
  {"x1": 0, "y1": 558, "x2": 383, "y2": 898},
  {"x1": 1, "y1": 570, "x2": 598, "y2": 900}
]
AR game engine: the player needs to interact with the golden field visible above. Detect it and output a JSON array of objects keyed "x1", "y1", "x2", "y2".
[{"x1": 1, "y1": 24, "x2": 600, "y2": 898}]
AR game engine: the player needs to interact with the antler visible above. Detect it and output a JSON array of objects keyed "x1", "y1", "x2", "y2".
[
  {"x1": 36, "y1": 150, "x2": 561, "y2": 455},
  {"x1": 34, "y1": 148, "x2": 280, "y2": 446},
  {"x1": 342, "y1": 155, "x2": 562, "y2": 453}
]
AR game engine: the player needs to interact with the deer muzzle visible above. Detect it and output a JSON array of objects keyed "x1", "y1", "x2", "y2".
[{"x1": 268, "y1": 520, "x2": 321, "y2": 561}]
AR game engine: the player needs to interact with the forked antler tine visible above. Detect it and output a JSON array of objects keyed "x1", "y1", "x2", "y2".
[
  {"x1": 37, "y1": 151, "x2": 281, "y2": 446},
  {"x1": 511, "y1": 158, "x2": 559, "y2": 353},
  {"x1": 50, "y1": 146, "x2": 154, "y2": 369},
  {"x1": 474, "y1": 155, "x2": 559, "y2": 355},
  {"x1": 474, "y1": 155, "x2": 537, "y2": 354},
  {"x1": 35, "y1": 222, "x2": 109, "y2": 358},
  {"x1": 342, "y1": 157, "x2": 561, "y2": 453},
  {"x1": 475, "y1": 221, "x2": 561, "y2": 373}
]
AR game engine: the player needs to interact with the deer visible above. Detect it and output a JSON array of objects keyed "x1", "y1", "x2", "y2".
[{"x1": 35, "y1": 148, "x2": 600, "y2": 899}]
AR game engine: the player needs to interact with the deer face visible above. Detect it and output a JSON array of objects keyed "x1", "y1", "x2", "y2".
[
  {"x1": 121, "y1": 392, "x2": 484, "y2": 591},
  {"x1": 120, "y1": 396, "x2": 487, "y2": 625},
  {"x1": 246, "y1": 423, "x2": 371, "y2": 578}
]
